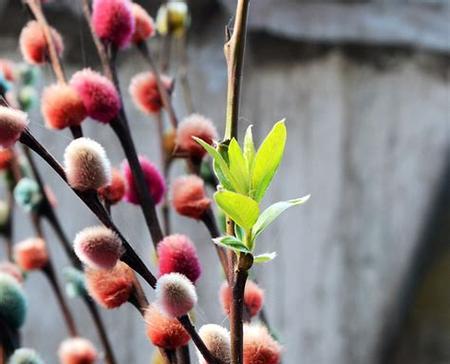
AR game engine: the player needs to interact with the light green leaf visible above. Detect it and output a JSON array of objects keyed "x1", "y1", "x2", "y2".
[
  {"x1": 254, "y1": 252, "x2": 277, "y2": 264},
  {"x1": 252, "y1": 195, "x2": 310, "y2": 239},
  {"x1": 243, "y1": 125, "x2": 256, "y2": 171},
  {"x1": 193, "y1": 137, "x2": 240, "y2": 192},
  {"x1": 228, "y1": 138, "x2": 249, "y2": 193},
  {"x1": 234, "y1": 224, "x2": 245, "y2": 242},
  {"x1": 213, "y1": 236, "x2": 251, "y2": 254},
  {"x1": 251, "y1": 120, "x2": 287, "y2": 202},
  {"x1": 214, "y1": 191, "x2": 259, "y2": 230}
]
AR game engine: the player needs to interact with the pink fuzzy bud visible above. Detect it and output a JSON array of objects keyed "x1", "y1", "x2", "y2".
[
  {"x1": 41, "y1": 84, "x2": 87, "y2": 130},
  {"x1": 70, "y1": 68, "x2": 121, "y2": 123},
  {"x1": 145, "y1": 303, "x2": 190, "y2": 349},
  {"x1": 92, "y1": 0, "x2": 135, "y2": 49},
  {"x1": 122, "y1": 156, "x2": 165, "y2": 205},
  {"x1": 73, "y1": 226, "x2": 123, "y2": 270},
  {"x1": 19, "y1": 20, "x2": 63, "y2": 65},
  {"x1": 0, "y1": 106, "x2": 29, "y2": 148},
  {"x1": 197, "y1": 324, "x2": 231, "y2": 364},
  {"x1": 0, "y1": 59, "x2": 15, "y2": 81},
  {"x1": 219, "y1": 280, "x2": 264, "y2": 318},
  {"x1": 58, "y1": 337, "x2": 98, "y2": 364},
  {"x1": 86, "y1": 261, "x2": 134, "y2": 309},
  {"x1": 155, "y1": 272, "x2": 197, "y2": 317},
  {"x1": 0, "y1": 262, "x2": 23, "y2": 283},
  {"x1": 176, "y1": 114, "x2": 218, "y2": 159},
  {"x1": 157, "y1": 234, "x2": 201, "y2": 284},
  {"x1": 64, "y1": 137, "x2": 111, "y2": 191},
  {"x1": 14, "y1": 237, "x2": 48, "y2": 271},
  {"x1": 171, "y1": 175, "x2": 211, "y2": 219},
  {"x1": 132, "y1": 4, "x2": 155, "y2": 44},
  {"x1": 129, "y1": 72, "x2": 173, "y2": 114},
  {"x1": 243, "y1": 324, "x2": 282, "y2": 364}
]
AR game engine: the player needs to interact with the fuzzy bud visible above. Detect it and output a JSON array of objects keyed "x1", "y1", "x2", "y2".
[
  {"x1": 243, "y1": 324, "x2": 282, "y2": 364},
  {"x1": 73, "y1": 226, "x2": 123, "y2": 270},
  {"x1": 132, "y1": 4, "x2": 155, "y2": 44},
  {"x1": 176, "y1": 114, "x2": 217, "y2": 159},
  {"x1": 41, "y1": 84, "x2": 87, "y2": 130},
  {"x1": 0, "y1": 147, "x2": 13, "y2": 170},
  {"x1": 14, "y1": 237, "x2": 48, "y2": 271},
  {"x1": 70, "y1": 68, "x2": 121, "y2": 123},
  {"x1": 144, "y1": 303, "x2": 190, "y2": 349},
  {"x1": 0, "y1": 273, "x2": 27, "y2": 329},
  {"x1": 122, "y1": 156, "x2": 165, "y2": 205},
  {"x1": 8, "y1": 348, "x2": 45, "y2": 364},
  {"x1": 0, "y1": 59, "x2": 15, "y2": 81},
  {"x1": 98, "y1": 168, "x2": 126, "y2": 205},
  {"x1": 129, "y1": 72, "x2": 173, "y2": 114},
  {"x1": 0, "y1": 262, "x2": 23, "y2": 283},
  {"x1": 156, "y1": 1, "x2": 190, "y2": 37},
  {"x1": 92, "y1": 0, "x2": 135, "y2": 49},
  {"x1": 0, "y1": 106, "x2": 29, "y2": 148},
  {"x1": 19, "y1": 20, "x2": 63, "y2": 65},
  {"x1": 157, "y1": 234, "x2": 201, "y2": 284},
  {"x1": 64, "y1": 137, "x2": 111, "y2": 191},
  {"x1": 171, "y1": 175, "x2": 211, "y2": 219},
  {"x1": 18, "y1": 86, "x2": 38, "y2": 112},
  {"x1": 63, "y1": 267, "x2": 87, "y2": 299},
  {"x1": 155, "y1": 272, "x2": 197, "y2": 317},
  {"x1": 14, "y1": 177, "x2": 43, "y2": 213},
  {"x1": 219, "y1": 280, "x2": 264, "y2": 318},
  {"x1": 85, "y1": 261, "x2": 134, "y2": 309},
  {"x1": 58, "y1": 337, "x2": 98, "y2": 364},
  {"x1": 197, "y1": 324, "x2": 231, "y2": 364}
]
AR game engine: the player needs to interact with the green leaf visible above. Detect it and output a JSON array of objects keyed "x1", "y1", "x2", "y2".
[
  {"x1": 213, "y1": 236, "x2": 251, "y2": 254},
  {"x1": 254, "y1": 252, "x2": 277, "y2": 264},
  {"x1": 243, "y1": 125, "x2": 256, "y2": 171},
  {"x1": 193, "y1": 137, "x2": 241, "y2": 192},
  {"x1": 228, "y1": 138, "x2": 249, "y2": 193},
  {"x1": 252, "y1": 195, "x2": 310, "y2": 239},
  {"x1": 234, "y1": 224, "x2": 245, "y2": 242},
  {"x1": 214, "y1": 191, "x2": 259, "y2": 230},
  {"x1": 251, "y1": 120, "x2": 287, "y2": 202}
]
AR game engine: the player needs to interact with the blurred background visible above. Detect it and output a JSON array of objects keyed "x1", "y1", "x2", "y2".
[{"x1": 0, "y1": 0, "x2": 449, "y2": 363}]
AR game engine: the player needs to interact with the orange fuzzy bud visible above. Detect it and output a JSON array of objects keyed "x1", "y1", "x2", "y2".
[
  {"x1": 98, "y1": 168, "x2": 126, "y2": 205},
  {"x1": 14, "y1": 238, "x2": 48, "y2": 271},
  {"x1": 132, "y1": 3, "x2": 155, "y2": 44},
  {"x1": 171, "y1": 175, "x2": 211, "y2": 219},
  {"x1": 129, "y1": 72, "x2": 173, "y2": 114},
  {"x1": 243, "y1": 324, "x2": 282, "y2": 364},
  {"x1": 219, "y1": 280, "x2": 264, "y2": 318},
  {"x1": 58, "y1": 337, "x2": 98, "y2": 364},
  {"x1": 0, "y1": 148, "x2": 14, "y2": 170},
  {"x1": 176, "y1": 114, "x2": 217, "y2": 159}
]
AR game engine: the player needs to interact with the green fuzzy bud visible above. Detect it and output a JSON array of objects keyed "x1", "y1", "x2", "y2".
[
  {"x1": 8, "y1": 348, "x2": 45, "y2": 364},
  {"x1": 63, "y1": 267, "x2": 87, "y2": 299},
  {"x1": 18, "y1": 86, "x2": 38, "y2": 112},
  {"x1": 14, "y1": 178, "x2": 43, "y2": 213},
  {"x1": 0, "y1": 273, "x2": 27, "y2": 329},
  {"x1": 16, "y1": 64, "x2": 39, "y2": 86},
  {"x1": 156, "y1": 1, "x2": 190, "y2": 37}
]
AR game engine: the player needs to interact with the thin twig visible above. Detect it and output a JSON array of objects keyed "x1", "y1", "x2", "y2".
[{"x1": 177, "y1": 34, "x2": 195, "y2": 114}]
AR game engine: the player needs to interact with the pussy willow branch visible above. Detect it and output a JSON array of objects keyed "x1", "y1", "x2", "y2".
[
  {"x1": 22, "y1": 147, "x2": 118, "y2": 364},
  {"x1": 18, "y1": 129, "x2": 223, "y2": 364},
  {"x1": 0, "y1": 317, "x2": 19, "y2": 359},
  {"x1": 23, "y1": 0, "x2": 83, "y2": 139},
  {"x1": 223, "y1": 1, "x2": 251, "y2": 364}
]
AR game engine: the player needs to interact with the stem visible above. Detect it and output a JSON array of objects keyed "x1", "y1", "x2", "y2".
[
  {"x1": 137, "y1": 42, "x2": 178, "y2": 129},
  {"x1": 230, "y1": 266, "x2": 248, "y2": 364},
  {"x1": 224, "y1": 0, "x2": 251, "y2": 141},
  {"x1": 0, "y1": 317, "x2": 19, "y2": 357},
  {"x1": 128, "y1": 277, "x2": 149, "y2": 315},
  {"x1": 42, "y1": 263, "x2": 78, "y2": 337},
  {"x1": 24, "y1": 0, "x2": 82, "y2": 139},
  {"x1": 176, "y1": 345, "x2": 190, "y2": 364}
]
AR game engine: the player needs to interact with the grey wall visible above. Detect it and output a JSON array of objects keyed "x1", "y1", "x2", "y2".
[{"x1": 0, "y1": 1, "x2": 449, "y2": 364}]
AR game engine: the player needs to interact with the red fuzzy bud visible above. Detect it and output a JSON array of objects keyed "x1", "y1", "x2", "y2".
[
  {"x1": 132, "y1": 4, "x2": 155, "y2": 44},
  {"x1": 0, "y1": 106, "x2": 29, "y2": 148},
  {"x1": 157, "y1": 234, "x2": 201, "y2": 284},
  {"x1": 86, "y1": 261, "x2": 135, "y2": 309},
  {"x1": 19, "y1": 20, "x2": 63, "y2": 65},
  {"x1": 122, "y1": 156, "x2": 165, "y2": 205},
  {"x1": 171, "y1": 175, "x2": 211, "y2": 219},
  {"x1": 98, "y1": 168, "x2": 126, "y2": 205},
  {"x1": 155, "y1": 273, "x2": 197, "y2": 317},
  {"x1": 70, "y1": 68, "x2": 121, "y2": 123},
  {"x1": 92, "y1": 0, "x2": 135, "y2": 49},
  {"x1": 129, "y1": 72, "x2": 173, "y2": 114},
  {"x1": 144, "y1": 303, "x2": 190, "y2": 349},
  {"x1": 73, "y1": 226, "x2": 123, "y2": 270},
  {"x1": 219, "y1": 280, "x2": 264, "y2": 318},
  {"x1": 176, "y1": 114, "x2": 218, "y2": 159},
  {"x1": 243, "y1": 324, "x2": 282, "y2": 364},
  {"x1": 14, "y1": 238, "x2": 48, "y2": 271},
  {"x1": 64, "y1": 137, "x2": 111, "y2": 191},
  {"x1": 197, "y1": 324, "x2": 231, "y2": 364},
  {"x1": 58, "y1": 337, "x2": 98, "y2": 364},
  {"x1": 0, "y1": 59, "x2": 15, "y2": 81},
  {"x1": 0, "y1": 148, "x2": 14, "y2": 170}
]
